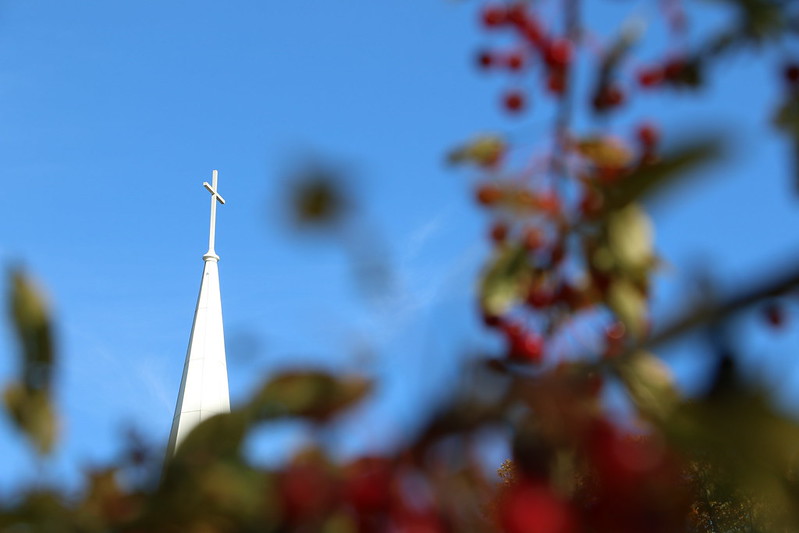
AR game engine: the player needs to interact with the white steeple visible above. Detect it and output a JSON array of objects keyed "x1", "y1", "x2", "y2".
[{"x1": 166, "y1": 170, "x2": 231, "y2": 456}]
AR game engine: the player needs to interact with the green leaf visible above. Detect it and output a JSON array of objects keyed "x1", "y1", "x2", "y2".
[
  {"x1": 616, "y1": 351, "x2": 678, "y2": 421},
  {"x1": 247, "y1": 371, "x2": 372, "y2": 423},
  {"x1": 479, "y1": 244, "x2": 529, "y2": 316},
  {"x1": 607, "y1": 203, "x2": 655, "y2": 273},
  {"x1": 5, "y1": 270, "x2": 58, "y2": 455},
  {"x1": 607, "y1": 278, "x2": 647, "y2": 339},
  {"x1": 604, "y1": 139, "x2": 723, "y2": 213}
]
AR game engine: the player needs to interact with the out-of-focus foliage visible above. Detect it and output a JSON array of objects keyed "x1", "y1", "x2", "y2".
[{"x1": 5, "y1": 0, "x2": 799, "y2": 531}]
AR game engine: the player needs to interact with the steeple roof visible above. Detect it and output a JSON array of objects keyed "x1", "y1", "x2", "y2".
[{"x1": 166, "y1": 170, "x2": 230, "y2": 457}]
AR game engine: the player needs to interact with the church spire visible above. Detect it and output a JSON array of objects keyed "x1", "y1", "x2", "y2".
[{"x1": 166, "y1": 170, "x2": 231, "y2": 457}]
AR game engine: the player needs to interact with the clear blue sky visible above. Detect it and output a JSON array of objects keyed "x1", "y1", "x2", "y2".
[{"x1": 1, "y1": 0, "x2": 798, "y2": 493}]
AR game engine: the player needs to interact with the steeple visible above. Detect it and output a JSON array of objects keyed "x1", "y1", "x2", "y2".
[{"x1": 166, "y1": 170, "x2": 231, "y2": 457}]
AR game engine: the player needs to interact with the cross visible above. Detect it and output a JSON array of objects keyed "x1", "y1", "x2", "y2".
[{"x1": 203, "y1": 170, "x2": 226, "y2": 258}]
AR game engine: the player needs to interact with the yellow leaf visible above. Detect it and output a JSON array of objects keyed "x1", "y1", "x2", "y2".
[{"x1": 608, "y1": 203, "x2": 654, "y2": 272}]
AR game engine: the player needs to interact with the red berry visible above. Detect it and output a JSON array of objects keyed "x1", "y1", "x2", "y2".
[
  {"x1": 476, "y1": 183, "x2": 503, "y2": 206},
  {"x1": 510, "y1": 332, "x2": 544, "y2": 362},
  {"x1": 506, "y1": 3, "x2": 528, "y2": 26},
  {"x1": 764, "y1": 302, "x2": 786, "y2": 328},
  {"x1": 636, "y1": 122, "x2": 659, "y2": 150},
  {"x1": 490, "y1": 221, "x2": 509, "y2": 243},
  {"x1": 523, "y1": 227, "x2": 544, "y2": 250},
  {"x1": 546, "y1": 70, "x2": 567, "y2": 96},
  {"x1": 637, "y1": 66, "x2": 664, "y2": 88},
  {"x1": 537, "y1": 192, "x2": 560, "y2": 216},
  {"x1": 499, "y1": 481, "x2": 574, "y2": 533},
  {"x1": 503, "y1": 90, "x2": 526, "y2": 113},
  {"x1": 526, "y1": 286, "x2": 553, "y2": 309},
  {"x1": 593, "y1": 84, "x2": 625, "y2": 112},
  {"x1": 579, "y1": 188, "x2": 603, "y2": 218},
  {"x1": 481, "y1": 4, "x2": 507, "y2": 28},
  {"x1": 507, "y1": 51, "x2": 525, "y2": 71},
  {"x1": 545, "y1": 38, "x2": 573, "y2": 68},
  {"x1": 784, "y1": 63, "x2": 799, "y2": 85},
  {"x1": 477, "y1": 50, "x2": 494, "y2": 69},
  {"x1": 664, "y1": 58, "x2": 686, "y2": 81}
]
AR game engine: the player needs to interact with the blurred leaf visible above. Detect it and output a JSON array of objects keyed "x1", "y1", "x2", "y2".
[
  {"x1": 574, "y1": 136, "x2": 633, "y2": 169},
  {"x1": 615, "y1": 351, "x2": 679, "y2": 421},
  {"x1": 247, "y1": 371, "x2": 371, "y2": 423},
  {"x1": 604, "y1": 139, "x2": 722, "y2": 212},
  {"x1": 4, "y1": 270, "x2": 58, "y2": 455},
  {"x1": 286, "y1": 163, "x2": 352, "y2": 229},
  {"x1": 479, "y1": 244, "x2": 529, "y2": 316},
  {"x1": 607, "y1": 278, "x2": 647, "y2": 339},
  {"x1": 2, "y1": 384, "x2": 58, "y2": 455},
  {"x1": 607, "y1": 203, "x2": 655, "y2": 273},
  {"x1": 9, "y1": 269, "x2": 54, "y2": 391},
  {"x1": 448, "y1": 134, "x2": 506, "y2": 168}
]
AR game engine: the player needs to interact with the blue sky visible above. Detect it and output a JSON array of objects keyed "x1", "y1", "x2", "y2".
[{"x1": 1, "y1": 0, "x2": 799, "y2": 493}]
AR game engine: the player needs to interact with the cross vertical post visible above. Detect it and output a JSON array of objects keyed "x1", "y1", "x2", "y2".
[{"x1": 203, "y1": 169, "x2": 226, "y2": 260}]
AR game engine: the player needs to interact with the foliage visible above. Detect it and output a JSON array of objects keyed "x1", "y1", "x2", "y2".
[{"x1": 4, "y1": 0, "x2": 799, "y2": 531}]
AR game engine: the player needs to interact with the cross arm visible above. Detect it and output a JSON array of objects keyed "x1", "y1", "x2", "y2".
[{"x1": 203, "y1": 182, "x2": 226, "y2": 204}]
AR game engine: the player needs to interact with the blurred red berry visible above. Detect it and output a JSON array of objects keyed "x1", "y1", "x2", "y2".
[
  {"x1": 507, "y1": 51, "x2": 525, "y2": 71},
  {"x1": 545, "y1": 38, "x2": 573, "y2": 68},
  {"x1": 579, "y1": 188, "x2": 604, "y2": 218},
  {"x1": 764, "y1": 302, "x2": 786, "y2": 328},
  {"x1": 636, "y1": 122, "x2": 659, "y2": 150},
  {"x1": 476, "y1": 183, "x2": 503, "y2": 206},
  {"x1": 547, "y1": 70, "x2": 567, "y2": 96},
  {"x1": 523, "y1": 227, "x2": 544, "y2": 250},
  {"x1": 537, "y1": 192, "x2": 560, "y2": 216},
  {"x1": 527, "y1": 286, "x2": 553, "y2": 309},
  {"x1": 342, "y1": 457, "x2": 394, "y2": 514},
  {"x1": 481, "y1": 4, "x2": 507, "y2": 27},
  {"x1": 664, "y1": 58, "x2": 686, "y2": 81},
  {"x1": 510, "y1": 332, "x2": 544, "y2": 362},
  {"x1": 499, "y1": 481, "x2": 575, "y2": 533},
  {"x1": 477, "y1": 50, "x2": 494, "y2": 69},
  {"x1": 491, "y1": 221, "x2": 509, "y2": 243},
  {"x1": 637, "y1": 66, "x2": 664, "y2": 88},
  {"x1": 784, "y1": 63, "x2": 799, "y2": 85},
  {"x1": 503, "y1": 90, "x2": 526, "y2": 113},
  {"x1": 593, "y1": 84, "x2": 625, "y2": 112}
]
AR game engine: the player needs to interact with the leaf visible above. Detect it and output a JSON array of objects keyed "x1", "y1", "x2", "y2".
[
  {"x1": 247, "y1": 371, "x2": 372, "y2": 423},
  {"x1": 447, "y1": 135, "x2": 506, "y2": 168},
  {"x1": 607, "y1": 203, "x2": 655, "y2": 273},
  {"x1": 607, "y1": 278, "x2": 647, "y2": 340},
  {"x1": 9, "y1": 270, "x2": 54, "y2": 391},
  {"x1": 4, "y1": 270, "x2": 58, "y2": 455},
  {"x1": 3, "y1": 384, "x2": 58, "y2": 455},
  {"x1": 603, "y1": 139, "x2": 722, "y2": 213},
  {"x1": 479, "y1": 244, "x2": 530, "y2": 316},
  {"x1": 574, "y1": 136, "x2": 633, "y2": 169},
  {"x1": 616, "y1": 351, "x2": 678, "y2": 421}
]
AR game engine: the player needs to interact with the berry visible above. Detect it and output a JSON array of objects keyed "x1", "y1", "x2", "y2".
[
  {"x1": 636, "y1": 122, "x2": 659, "y2": 150},
  {"x1": 637, "y1": 66, "x2": 664, "y2": 88},
  {"x1": 547, "y1": 70, "x2": 567, "y2": 96},
  {"x1": 490, "y1": 221, "x2": 509, "y2": 243},
  {"x1": 507, "y1": 51, "x2": 525, "y2": 71},
  {"x1": 763, "y1": 302, "x2": 786, "y2": 328},
  {"x1": 476, "y1": 183, "x2": 503, "y2": 206},
  {"x1": 537, "y1": 192, "x2": 560, "y2": 216},
  {"x1": 509, "y1": 331, "x2": 544, "y2": 362},
  {"x1": 503, "y1": 90, "x2": 527, "y2": 113},
  {"x1": 593, "y1": 84, "x2": 625, "y2": 112},
  {"x1": 664, "y1": 58, "x2": 686, "y2": 81},
  {"x1": 523, "y1": 227, "x2": 544, "y2": 250},
  {"x1": 784, "y1": 63, "x2": 799, "y2": 85},
  {"x1": 526, "y1": 286, "x2": 553, "y2": 309},
  {"x1": 545, "y1": 38, "x2": 573, "y2": 68},
  {"x1": 477, "y1": 50, "x2": 494, "y2": 69},
  {"x1": 481, "y1": 4, "x2": 507, "y2": 28},
  {"x1": 579, "y1": 188, "x2": 604, "y2": 218}
]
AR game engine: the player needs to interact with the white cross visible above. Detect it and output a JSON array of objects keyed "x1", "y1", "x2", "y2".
[{"x1": 203, "y1": 169, "x2": 225, "y2": 258}]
